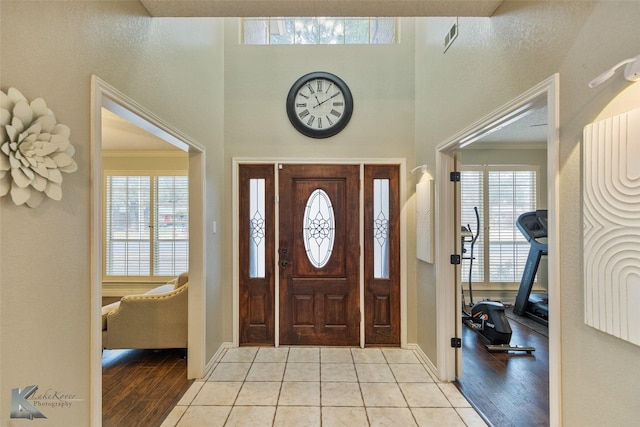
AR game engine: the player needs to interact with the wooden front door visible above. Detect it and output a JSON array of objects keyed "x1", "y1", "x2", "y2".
[{"x1": 278, "y1": 164, "x2": 360, "y2": 346}]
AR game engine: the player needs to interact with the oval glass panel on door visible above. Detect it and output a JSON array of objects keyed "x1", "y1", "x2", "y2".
[{"x1": 303, "y1": 189, "x2": 336, "y2": 269}]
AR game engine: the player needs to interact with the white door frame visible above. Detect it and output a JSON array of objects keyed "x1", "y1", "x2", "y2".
[
  {"x1": 232, "y1": 158, "x2": 407, "y2": 349},
  {"x1": 90, "y1": 76, "x2": 207, "y2": 425},
  {"x1": 435, "y1": 74, "x2": 561, "y2": 425}
]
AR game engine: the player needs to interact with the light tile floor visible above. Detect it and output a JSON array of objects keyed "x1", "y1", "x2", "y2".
[{"x1": 161, "y1": 347, "x2": 487, "y2": 427}]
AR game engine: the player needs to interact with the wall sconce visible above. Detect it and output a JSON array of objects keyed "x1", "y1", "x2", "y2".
[
  {"x1": 410, "y1": 164, "x2": 429, "y2": 174},
  {"x1": 588, "y1": 54, "x2": 640, "y2": 88}
]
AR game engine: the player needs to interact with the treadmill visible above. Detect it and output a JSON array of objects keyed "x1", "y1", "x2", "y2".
[{"x1": 513, "y1": 210, "x2": 549, "y2": 326}]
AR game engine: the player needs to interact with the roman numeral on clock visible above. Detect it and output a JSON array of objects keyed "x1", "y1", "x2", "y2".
[
  {"x1": 330, "y1": 109, "x2": 342, "y2": 118},
  {"x1": 299, "y1": 109, "x2": 310, "y2": 119},
  {"x1": 307, "y1": 115, "x2": 316, "y2": 126}
]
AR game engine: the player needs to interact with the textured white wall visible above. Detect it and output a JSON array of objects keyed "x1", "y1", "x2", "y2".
[
  {"x1": 0, "y1": 2, "x2": 224, "y2": 425},
  {"x1": 415, "y1": 1, "x2": 640, "y2": 425}
]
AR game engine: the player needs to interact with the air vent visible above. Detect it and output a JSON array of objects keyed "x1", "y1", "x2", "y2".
[{"x1": 444, "y1": 19, "x2": 458, "y2": 53}]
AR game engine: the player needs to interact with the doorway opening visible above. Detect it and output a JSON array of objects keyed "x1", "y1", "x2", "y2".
[
  {"x1": 435, "y1": 75, "x2": 560, "y2": 425},
  {"x1": 90, "y1": 76, "x2": 207, "y2": 424}
]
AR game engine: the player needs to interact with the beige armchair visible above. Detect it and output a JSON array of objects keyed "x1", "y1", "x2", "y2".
[{"x1": 102, "y1": 273, "x2": 188, "y2": 350}]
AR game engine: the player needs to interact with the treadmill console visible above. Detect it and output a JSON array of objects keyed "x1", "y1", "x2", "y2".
[{"x1": 516, "y1": 210, "x2": 548, "y2": 241}]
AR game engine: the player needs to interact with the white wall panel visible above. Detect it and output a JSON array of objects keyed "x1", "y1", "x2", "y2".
[
  {"x1": 583, "y1": 108, "x2": 640, "y2": 346},
  {"x1": 416, "y1": 179, "x2": 434, "y2": 263}
]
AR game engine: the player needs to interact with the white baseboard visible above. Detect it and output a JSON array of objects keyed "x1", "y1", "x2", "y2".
[
  {"x1": 408, "y1": 343, "x2": 441, "y2": 382},
  {"x1": 469, "y1": 290, "x2": 548, "y2": 307},
  {"x1": 203, "y1": 342, "x2": 233, "y2": 378},
  {"x1": 468, "y1": 292, "x2": 516, "y2": 305}
]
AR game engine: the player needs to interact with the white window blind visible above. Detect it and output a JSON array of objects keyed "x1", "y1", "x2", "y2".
[
  {"x1": 460, "y1": 169, "x2": 484, "y2": 283},
  {"x1": 154, "y1": 176, "x2": 189, "y2": 276},
  {"x1": 105, "y1": 172, "x2": 188, "y2": 279},
  {"x1": 460, "y1": 166, "x2": 537, "y2": 285}
]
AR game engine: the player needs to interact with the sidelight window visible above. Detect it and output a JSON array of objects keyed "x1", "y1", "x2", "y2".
[
  {"x1": 373, "y1": 179, "x2": 390, "y2": 278},
  {"x1": 249, "y1": 178, "x2": 266, "y2": 278}
]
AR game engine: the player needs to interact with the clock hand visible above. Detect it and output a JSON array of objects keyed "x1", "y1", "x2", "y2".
[{"x1": 314, "y1": 92, "x2": 341, "y2": 108}]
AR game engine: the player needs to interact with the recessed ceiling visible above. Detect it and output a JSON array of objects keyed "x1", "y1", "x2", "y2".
[{"x1": 139, "y1": 0, "x2": 504, "y2": 17}]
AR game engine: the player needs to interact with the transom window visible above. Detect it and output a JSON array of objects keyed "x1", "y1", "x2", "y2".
[
  {"x1": 460, "y1": 166, "x2": 539, "y2": 285},
  {"x1": 243, "y1": 17, "x2": 397, "y2": 45}
]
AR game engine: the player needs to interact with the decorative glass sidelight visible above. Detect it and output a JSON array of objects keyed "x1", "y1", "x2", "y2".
[
  {"x1": 303, "y1": 189, "x2": 335, "y2": 268},
  {"x1": 249, "y1": 178, "x2": 266, "y2": 278},
  {"x1": 373, "y1": 179, "x2": 390, "y2": 278}
]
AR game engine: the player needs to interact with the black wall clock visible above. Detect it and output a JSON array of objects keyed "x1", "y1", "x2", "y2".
[{"x1": 286, "y1": 71, "x2": 354, "y2": 139}]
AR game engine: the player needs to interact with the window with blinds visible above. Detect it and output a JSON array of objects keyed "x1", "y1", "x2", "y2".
[
  {"x1": 460, "y1": 166, "x2": 538, "y2": 285},
  {"x1": 105, "y1": 172, "x2": 188, "y2": 280}
]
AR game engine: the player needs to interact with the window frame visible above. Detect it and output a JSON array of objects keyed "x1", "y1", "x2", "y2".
[
  {"x1": 102, "y1": 169, "x2": 189, "y2": 284},
  {"x1": 460, "y1": 164, "x2": 540, "y2": 287},
  {"x1": 242, "y1": 17, "x2": 398, "y2": 45}
]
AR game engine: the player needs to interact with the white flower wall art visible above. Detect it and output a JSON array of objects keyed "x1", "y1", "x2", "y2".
[{"x1": 0, "y1": 87, "x2": 77, "y2": 208}]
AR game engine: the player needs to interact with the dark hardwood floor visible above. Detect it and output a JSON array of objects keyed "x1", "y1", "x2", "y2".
[
  {"x1": 102, "y1": 348, "x2": 193, "y2": 427},
  {"x1": 456, "y1": 314, "x2": 549, "y2": 427}
]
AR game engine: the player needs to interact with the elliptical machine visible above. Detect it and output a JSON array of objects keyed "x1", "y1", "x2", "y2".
[{"x1": 461, "y1": 207, "x2": 534, "y2": 354}]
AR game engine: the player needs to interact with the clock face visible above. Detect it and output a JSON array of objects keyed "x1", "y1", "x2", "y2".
[{"x1": 286, "y1": 72, "x2": 353, "y2": 139}]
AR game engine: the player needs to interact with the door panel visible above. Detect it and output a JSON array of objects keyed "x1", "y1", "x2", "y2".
[
  {"x1": 238, "y1": 165, "x2": 275, "y2": 345},
  {"x1": 364, "y1": 165, "x2": 400, "y2": 345},
  {"x1": 279, "y1": 164, "x2": 360, "y2": 346}
]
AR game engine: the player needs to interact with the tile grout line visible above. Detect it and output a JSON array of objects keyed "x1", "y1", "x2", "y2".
[
  {"x1": 170, "y1": 347, "x2": 485, "y2": 427},
  {"x1": 390, "y1": 349, "x2": 421, "y2": 426}
]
